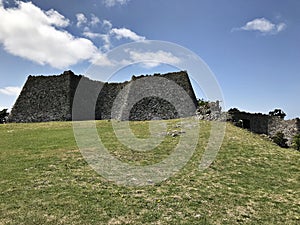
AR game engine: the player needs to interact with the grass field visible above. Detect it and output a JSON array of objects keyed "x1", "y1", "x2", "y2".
[{"x1": 0, "y1": 119, "x2": 299, "y2": 224}]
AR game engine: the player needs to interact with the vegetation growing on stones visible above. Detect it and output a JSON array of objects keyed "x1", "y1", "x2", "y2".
[
  {"x1": 272, "y1": 131, "x2": 288, "y2": 148},
  {"x1": 197, "y1": 98, "x2": 210, "y2": 108},
  {"x1": 269, "y1": 109, "x2": 286, "y2": 119},
  {"x1": 228, "y1": 108, "x2": 240, "y2": 113},
  {"x1": 0, "y1": 109, "x2": 9, "y2": 124},
  {"x1": 292, "y1": 134, "x2": 300, "y2": 151}
]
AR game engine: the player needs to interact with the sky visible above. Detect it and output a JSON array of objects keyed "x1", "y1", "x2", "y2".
[{"x1": 0, "y1": 0, "x2": 299, "y2": 119}]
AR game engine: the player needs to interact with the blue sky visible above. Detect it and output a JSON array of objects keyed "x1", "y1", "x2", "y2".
[{"x1": 0, "y1": 0, "x2": 299, "y2": 118}]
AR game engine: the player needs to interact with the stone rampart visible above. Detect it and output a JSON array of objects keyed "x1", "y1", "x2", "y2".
[
  {"x1": 268, "y1": 117, "x2": 300, "y2": 145},
  {"x1": 10, "y1": 71, "x2": 72, "y2": 122},
  {"x1": 9, "y1": 70, "x2": 197, "y2": 122},
  {"x1": 228, "y1": 110, "x2": 300, "y2": 146}
]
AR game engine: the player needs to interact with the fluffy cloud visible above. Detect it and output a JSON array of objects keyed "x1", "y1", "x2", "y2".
[
  {"x1": 111, "y1": 28, "x2": 145, "y2": 42},
  {"x1": 45, "y1": 9, "x2": 70, "y2": 27},
  {"x1": 0, "y1": 2, "x2": 147, "y2": 69},
  {"x1": 0, "y1": 86, "x2": 22, "y2": 96},
  {"x1": 76, "y1": 13, "x2": 87, "y2": 27},
  {"x1": 89, "y1": 53, "x2": 114, "y2": 66},
  {"x1": 126, "y1": 50, "x2": 181, "y2": 68},
  {"x1": 76, "y1": 13, "x2": 101, "y2": 28},
  {"x1": 103, "y1": 0, "x2": 130, "y2": 7},
  {"x1": 0, "y1": 1, "x2": 101, "y2": 69},
  {"x1": 82, "y1": 19, "x2": 145, "y2": 51},
  {"x1": 240, "y1": 18, "x2": 286, "y2": 34},
  {"x1": 103, "y1": 20, "x2": 113, "y2": 31},
  {"x1": 91, "y1": 14, "x2": 100, "y2": 26},
  {"x1": 83, "y1": 32, "x2": 103, "y2": 39},
  {"x1": 83, "y1": 32, "x2": 111, "y2": 51},
  {"x1": 276, "y1": 22, "x2": 287, "y2": 32}
]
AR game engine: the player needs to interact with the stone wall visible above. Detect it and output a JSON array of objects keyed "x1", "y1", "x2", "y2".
[
  {"x1": 9, "y1": 70, "x2": 197, "y2": 122},
  {"x1": 9, "y1": 71, "x2": 73, "y2": 122},
  {"x1": 268, "y1": 117, "x2": 300, "y2": 145},
  {"x1": 196, "y1": 100, "x2": 227, "y2": 121},
  {"x1": 228, "y1": 111, "x2": 300, "y2": 146},
  {"x1": 228, "y1": 112, "x2": 269, "y2": 134},
  {"x1": 113, "y1": 72, "x2": 197, "y2": 121}
]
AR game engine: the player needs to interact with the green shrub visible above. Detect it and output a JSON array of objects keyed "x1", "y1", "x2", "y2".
[
  {"x1": 292, "y1": 134, "x2": 300, "y2": 151},
  {"x1": 0, "y1": 109, "x2": 9, "y2": 124},
  {"x1": 228, "y1": 108, "x2": 240, "y2": 113},
  {"x1": 197, "y1": 98, "x2": 209, "y2": 108},
  {"x1": 269, "y1": 109, "x2": 286, "y2": 119},
  {"x1": 272, "y1": 132, "x2": 288, "y2": 148}
]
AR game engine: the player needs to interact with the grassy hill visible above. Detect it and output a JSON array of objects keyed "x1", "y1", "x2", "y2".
[{"x1": 0, "y1": 119, "x2": 299, "y2": 224}]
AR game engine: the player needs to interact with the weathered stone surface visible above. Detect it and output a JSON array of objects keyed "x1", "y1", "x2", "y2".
[
  {"x1": 9, "y1": 71, "x2": 73, "y2": 123},
  {"x1": 228, "y1": 111, "x2": 300, "y2": 146},
  {"x1": 9, "y1": 70, "x2": 198, "y2": 123},
  {"x1": 196, "y1": 100, "x2": 227, "y2": 121},
  {"x1": 268, "y1": 117, "x2": 300, "y2": 146},
  {"x1": 228, "y1": 112, "x2": 270, "y2": 134}
]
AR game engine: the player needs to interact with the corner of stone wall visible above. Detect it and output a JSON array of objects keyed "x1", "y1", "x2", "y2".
[{"x1": 268, "y1": 116, "x2": 300, "y2": 146}]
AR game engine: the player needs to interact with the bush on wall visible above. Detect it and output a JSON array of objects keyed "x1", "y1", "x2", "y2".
[
  {"x1": 272, "y1": 131, "x2": 288, "y2": 148},
  {"x1": 0, "y1": 109, "x2": 9, "y2": 124},
  {"x1": 292, "y1": 134, "x2": 300, "y2": 151}
]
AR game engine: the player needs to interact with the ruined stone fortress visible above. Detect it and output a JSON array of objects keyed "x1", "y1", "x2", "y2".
[
  {"x1": 9, "y1": 70, "x2": 198, "y2": 123},
  {"x1": 8, "y1": 70, "x2": 299, "y2": 146},
  {"x1": 228, "y1": 111, "x2": 300, "y2": 146}
]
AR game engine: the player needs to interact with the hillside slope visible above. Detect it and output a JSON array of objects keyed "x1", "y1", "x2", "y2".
[{"x1": 0, "y1": 120, "x2": 299, "y2": 224}]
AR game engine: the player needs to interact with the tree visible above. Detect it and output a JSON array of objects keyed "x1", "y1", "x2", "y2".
[
  {"x1": 272, "y1": 132, "x2": 288, "y2": 148},
  {"x1": 292, "y1": 134, "x2": 300, "y2": 151},
  {"x1": 269, "y1": 109, "x2": 286, "y2": 119},
  {"x1": 0, "y1": 109, "x2": 9, "y2": 124},
  {"x1": 228, "y1": 108, "x2": 240, "y2": 113},
  {"x1": 197, "y1": 98, "x2": 210, "y2": 108}
]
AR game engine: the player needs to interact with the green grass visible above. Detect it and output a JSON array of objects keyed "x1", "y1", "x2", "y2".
[{"x1": 0, "y1": 119, "x2": 299, "y2": 224}]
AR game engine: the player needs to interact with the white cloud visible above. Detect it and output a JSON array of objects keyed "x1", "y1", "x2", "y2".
[
  {"x1": 0, "y1": 86, "x2": 21, "y2": 96},
  {"x1": 83, "y1": 31, "x2": 102, "y2": 39},
  {"x1": 91, "y1": 14, "x2": 100, "y2": 26},
  {"x1": 100, "y1": 34, "x2": 112, "y2": 51},
  {"x1": 77, "y1": 13, "x2": 101, "y2": 28},
  {"x1": 83, "y1": 23, "x2": 144, "y2": 51},
  {"x1": 277, "y1": 22, "x2": 287, "y2": 32},
  {"x1": 0, "y1": 2, "x2": 102, "y2": 69},
  {"x1": 76, "y1": 13, "x2": 87, "y2": 27},
  {"x1": 46, "y1": 9, "x2": 69, "y2": 27},
  {"x1": 90, "y1": 53, "x2": 114, "y2": 66},
  {"x1": 242, "y1": 18, "x2": 274, "y2": 32},
  {"x1": 111, "y1": 28, "x2": 145, "y2": 42},
  {"x1": 0, "y1": 2, "x2": 147, "y2": 69},
  {"x1": 126, "y1": 50, "x2": 181, "y2": 68},
  {"x1": 103, "y1": 20, "x2": 112, "y2": 30},
  {"x1": 240, "y1": 18, "x2": 286, "y2": 34},
  {"x1": 83, "y1": 32, "x2": 112, "y2": 51},
  {"x1": 103, "y1": 0, "x2": 130, "y2": 7}
]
